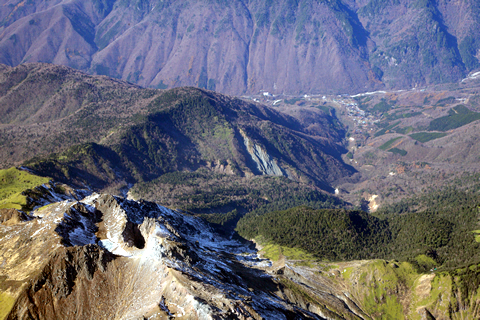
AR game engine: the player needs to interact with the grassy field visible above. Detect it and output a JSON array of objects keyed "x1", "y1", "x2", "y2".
[
  {"x1": 0, "y1": 167, "x2": 50, "y2": 210},
  {"x1": 472, "y1": 230, "x2": 480, "y2": 242},
  {"x1": 343, "y1": 260, "x2": 421, "y2": 319},
  {"x1": 0, "y1": 292, "x2": 15, "y2": 320},
  {"x1": 428, "y1": 106, "x2": 480, "y2": 131},
  {"x1": 258, "y1": 241, "x2": 317, "y2": 267},
  {"x1": 389, "y1": 147, "x2": 407, "y2": 156},
  {"x1": 409, "y1": 132, "x2": 448, "y2": 143},
  {"x1": 379, "y1": 137, "x2": 402, "y2": 150}
]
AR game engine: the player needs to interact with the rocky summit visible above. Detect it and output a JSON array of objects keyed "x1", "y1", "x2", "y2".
[
  {"x1": 3, "y1": 185, "x2": 480, "y2": 319},
  {"x1": 1, "y1": 192, "x2": 370, "y2": 319},
  {"x1": 3, "y1": 1, "x2": 480, "y2": 315}
]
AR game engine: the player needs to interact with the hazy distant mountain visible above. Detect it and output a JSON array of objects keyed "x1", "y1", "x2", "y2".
[{"x1": 1, "y1": 0, "x2": 479, "y2": 95}]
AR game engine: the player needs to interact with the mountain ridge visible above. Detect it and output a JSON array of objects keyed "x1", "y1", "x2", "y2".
[
  {"x1": 0, "y1": 191, "x2": 371, "y2": 319},
  {"x1": 3, "y1": 62, "x2": 480, "y2": 318},
  {"x1": 0, "y1": 63, "x2": 354, "y2": 195},
  {"x1": 2, "y1": 180, "x2": 480, "y2": 319}
]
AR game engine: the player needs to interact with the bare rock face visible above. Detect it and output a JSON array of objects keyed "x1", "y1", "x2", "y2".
[
  {"x1": 240, "y1": 128, "x2": 287, "y2": 177},
  {"x1": 5, "y1": 192, "x2": 479, "y2": 318},
  {"x1": 0, "y1": 208, "x2": 33, "y2": 226},
  {"x1": 1, "y1": 193, "x2": 340, "y2": 319},
  {"x1": 1, "y1": 0, "x2": 478, "y2": 94}
]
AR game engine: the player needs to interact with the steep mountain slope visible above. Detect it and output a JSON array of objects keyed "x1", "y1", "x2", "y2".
[
  {"x1": 2, "y1": 183, "x2": 480, "y2": 319},
  {"x1": 0, "y1": 63, "x2": 353, "y2": 194},
  {"x1": 357, "y1": 0, "x2": 470, "y2": 87},
  {"x1": 0, "y1": 192, "x2": 369, "y2": 319},
  {"x1": 1, "y1": 0, "x2": 479, "y2": 94}
]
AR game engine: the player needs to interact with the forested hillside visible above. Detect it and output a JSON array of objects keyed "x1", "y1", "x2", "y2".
[
  {"x1": 0, "y1": 63, "x2": 354, "y2": 211},
  {"x1": 238, "y1": 178, "x2": 480, "y2": 270}
]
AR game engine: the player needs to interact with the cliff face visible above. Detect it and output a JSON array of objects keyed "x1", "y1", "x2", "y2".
[
  {"x1": 239, "y1": 128, "x2": 287, "y2": 177},
  {"x1": 1, "y1": 0, "x2": 479, "y2": 95}
]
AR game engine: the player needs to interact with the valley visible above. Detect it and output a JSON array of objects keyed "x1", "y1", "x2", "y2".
[
  {"x1": 3, "y1": 0, "x2": 480, "y2": 318},
  {"x1": 246, "y1": 75, "x2": 480, "y2": 211},
  {"x1": 2, "y1": 62, "x2": 480, "y2": 319}
]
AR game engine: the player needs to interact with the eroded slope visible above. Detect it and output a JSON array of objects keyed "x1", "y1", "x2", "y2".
[{"x1": 1, "y1": 193, "x2": 367, "y2": 319}]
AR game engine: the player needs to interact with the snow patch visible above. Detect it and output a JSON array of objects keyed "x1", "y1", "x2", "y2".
[
  {"x1": 82, "y1": 193, "x2": 101, "y2": 205},
  {"x1": 235, "y1": 253, "x2": 272, "y2": 268},
  {"x1": 31, "y1": 226, "x2": 47, "y2": 238},
  {"x1": 68, "y1": 225, "x2": 97, "y2": 246},
  {"x1": 462, "y1": 71, "x2": 480, "y2": 82},
  {"x1": 99, "y1": 239, "x2": 133, "y2": 257}
]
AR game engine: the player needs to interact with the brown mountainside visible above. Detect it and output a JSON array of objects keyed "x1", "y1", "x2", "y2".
[
  {"x1": 0, "y1": 193, "x2": 330, "y2": 319},
  {"x1": 0, "y1": 63, "x2": 353, "y2": 193},
  {"x1": 1, "y1": 0, "x2": 479, "y2": 95}
]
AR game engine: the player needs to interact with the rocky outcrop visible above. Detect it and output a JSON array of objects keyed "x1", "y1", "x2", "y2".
[
  {"x1": 3, "y1": 192, "x2": 480, "y2": 319},
  {"x1": 0, "y1": 208, "x2": 33, "y2": 226},
  {"x1": 22, "y1": 181, "x2": 91, "y2": 211},
  {"x1": 0, "y1": 194, "x2": 328, "y2": 319},
  {"x1": 239, "y1": 128, "x2": 287, "y2": 177}
]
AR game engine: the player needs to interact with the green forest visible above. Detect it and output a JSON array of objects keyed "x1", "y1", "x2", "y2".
[{"x1": 237, "y1": 181, "x2": 480, "y2": 270}]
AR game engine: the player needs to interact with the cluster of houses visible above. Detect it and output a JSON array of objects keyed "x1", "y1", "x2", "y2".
[
  {"x1": 318, "y1": 96, "x2": 380, "y2": 136},
  {"x1": 245, "y1": 92, "x2": 381, "y2": 139},
  {"x1": 343, "y1": 101, "x2": 378, "y2": 129}
]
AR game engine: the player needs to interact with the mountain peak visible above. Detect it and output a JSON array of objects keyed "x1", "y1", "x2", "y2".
[{"x1": 1, "y1": 192, "x2": 335, "y2": 319}]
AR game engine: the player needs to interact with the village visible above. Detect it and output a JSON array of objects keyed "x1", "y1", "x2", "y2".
[{"x1": 243, "y1": 91, "x2": 383, "y2": 143}]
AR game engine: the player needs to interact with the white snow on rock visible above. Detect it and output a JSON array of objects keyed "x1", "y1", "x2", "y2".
[
  {"x1": 98, "y1": 239, "x2": 133, "y2": 257},
  {"x1": 22, "y1": 193, "x2": 320, "y2": 319},
  {"x1": 67, "y1": 214, "x2": 98, "y2": 246}
]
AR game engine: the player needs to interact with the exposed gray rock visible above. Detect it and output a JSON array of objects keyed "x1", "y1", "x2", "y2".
[{"x1": 240, "y1": 128, "x2": 287, "y2": 177}]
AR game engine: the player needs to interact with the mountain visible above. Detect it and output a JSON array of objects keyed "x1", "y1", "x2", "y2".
[
  {"x1": 5, "y1": 61, "x2": 480, "y2": 213},
  {"x1": 0, "y1": 192, "x2": 329, "y2": 319},
  {"x1": 2, "y1": 186, "x2": 480, "y2": 319},
  {"x1": 3, "y1": 57, "x2": 480, "y2": 318},
  {"x1": 1, "y1": 0, "x2": 480, "y2": 95},
  {"x1": 0, "y1": 63, "x2": 354, "y2": 199}
]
